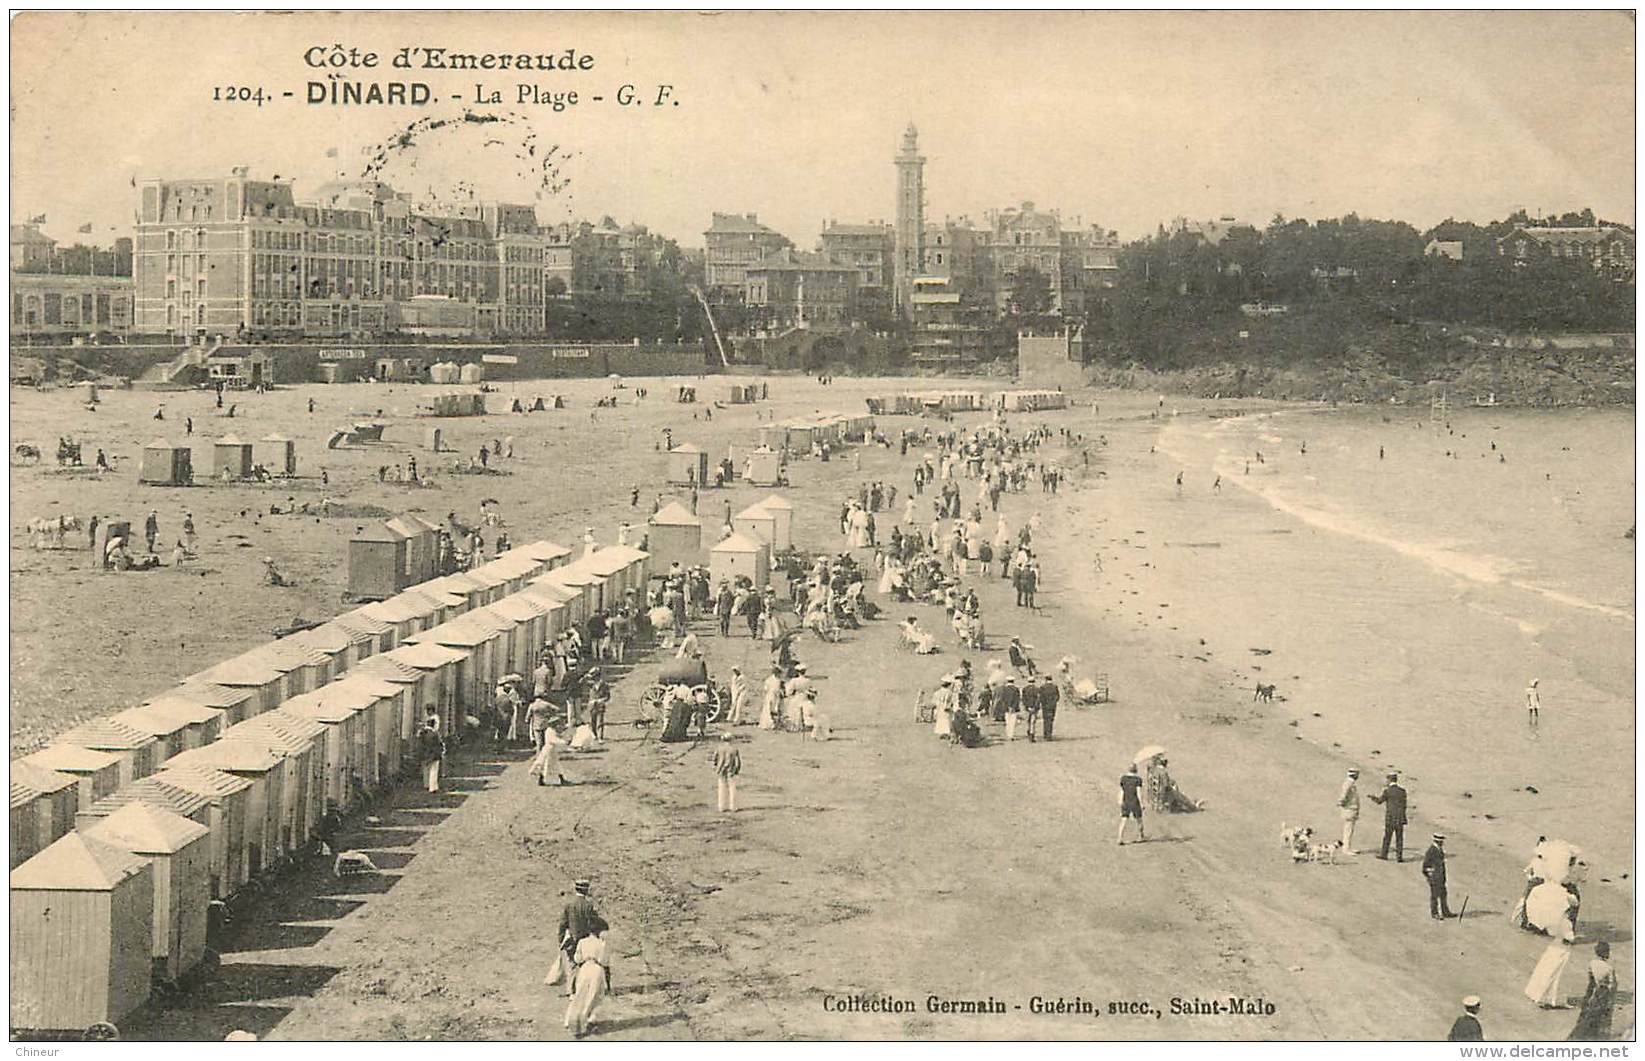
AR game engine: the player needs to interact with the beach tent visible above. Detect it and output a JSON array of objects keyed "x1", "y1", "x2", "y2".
[
  {"x1": 733, "y1": 504, "x2": 778, "y2": 555},
  {"x1": 667, "y1": 443, "x2": 711, "y2": 486},
  {"x1": 58, "y1": 718, "x2": 164, "y2": 784},
  {"x1": 386, "y1": 514, "x2": 443, "y2": 585},
  {"x1": 10, "y1": 763, "x2": 80, "y2": 868},
  {"x1": 147, "y1": 765, "x2": 252, "y2": 898},
  {"x1": 10, "y1": 833, "x2": 153, "y2": 1033},
  {"x1": 213, "y1": 435, "x2": 254, "y2": 480},
  {"x1": 164, "y1": 743, "x2": 282, "y2": 877},
  {"x1": 758, "y1": 494, "x2": 796, "y2": 549},
  {"x1": 744, "y1": 446, "x2": 783, "y2": 487},
  {"x1": 85, "y1": 803, "x2": 212, "y2": 983},
  {"x1": 710, "y1": 532, "x2": 769, "y2": 589},
  {"x1": 163, "y1": 682, "x2": 256, "y2": 729},
  {"x1": 348, "y1": 524, "x2": 409, "y2": 601},
  {"x1": 19, "y1": 746, "x2": 123, "y2": 812},
  {"x1": 139, "y1": 440, "x2": 193, "y2": 485},
  {"x1": 257, "y1": 433, "x2": 297, "y2": 476}
]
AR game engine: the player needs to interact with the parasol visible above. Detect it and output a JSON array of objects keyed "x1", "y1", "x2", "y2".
[{"x1": 1133, "y1": 744, "x2": 1167, "y2": 764}]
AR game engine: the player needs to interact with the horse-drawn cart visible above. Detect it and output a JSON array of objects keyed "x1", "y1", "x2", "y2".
[{"x1": 639, "y1": 657, "x2": 731, "y2": 738}]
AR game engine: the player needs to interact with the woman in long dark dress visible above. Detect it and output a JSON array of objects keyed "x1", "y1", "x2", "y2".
[{"x1": 1568, "y1": 941, "x2": 1617, "y2": 1040}]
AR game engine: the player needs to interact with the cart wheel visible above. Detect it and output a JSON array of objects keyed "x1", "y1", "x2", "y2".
[{"x1": 640, "y1": 686, "x2": 665, "y2": 712}]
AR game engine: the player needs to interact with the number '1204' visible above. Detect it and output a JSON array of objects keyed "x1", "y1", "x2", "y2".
[{"x1": 213, "y1": 86, "x2": 268, "y2": 106}]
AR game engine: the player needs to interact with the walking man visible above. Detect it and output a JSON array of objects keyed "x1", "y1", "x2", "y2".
[
  {"x1": 144, "y1": 510, "x2": 159, "y2": 553},
  {"x1": 1525, "y1": 678, "x2": 1541, "y2": 728},
  {"x1": 1021, "y1": 676, "x2": 1041, "y2": 743},
  {"x1": 1423, "y1": 833, "x2": 1455, "y2": 920},
  {"x1": 1370, "y1": 770, "x2": 1408, "y2": 862},
  {"x1": 557, "y1": 880, "x2": 609, "y2": 1000},
  {"x1": 713, "y1": 734, "x2": 741, "y2": 812},
  {"x1": 1117, "y1": 763, "x2": 1147, "y2": 845},
  {"x1": 997, "y1": 676, "x2": 1022, "y2": 741},
  {"x1": 1338, "y1": 768, "x2": 1362, "y2": 853},
  {"x1": 1039, "y1": 675, "x2": 1059, "y2": 740}
]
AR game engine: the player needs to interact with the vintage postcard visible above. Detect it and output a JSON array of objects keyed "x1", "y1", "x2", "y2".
[{"x1": 6, "y1": 9, "x2": 1635, "y2": 1048}]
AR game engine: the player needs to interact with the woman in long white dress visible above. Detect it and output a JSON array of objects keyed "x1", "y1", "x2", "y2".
[
  {"x1": 846, "y1": 506, "x2": 871, "y2": 549},
  {"x1": 1526, "y1": 918, "x2": 1576, "y2": 1008},
  {"x1": 563, "y1": 932, "x2": 610, "y2": 1038},
  {"x1": 932, "y1": 681, "x2": 954, "y2": 738}
]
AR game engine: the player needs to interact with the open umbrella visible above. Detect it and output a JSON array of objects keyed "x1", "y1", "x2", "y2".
[{"x1": 1133, "y1": 744, "x2": 1167, "y2": 765}]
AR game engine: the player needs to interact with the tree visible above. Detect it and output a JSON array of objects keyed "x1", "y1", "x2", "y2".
[{"x1": 1007, "y1": 265, "x2": 1054, "y2": 316}]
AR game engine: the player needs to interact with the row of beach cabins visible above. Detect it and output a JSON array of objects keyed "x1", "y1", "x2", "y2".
[
  {"x1": 863, "y1": 389, "x2": 1070, "y2": 415},
  {"x1": 10, "y1": 536, "x2": 652, "y2": 1035}
]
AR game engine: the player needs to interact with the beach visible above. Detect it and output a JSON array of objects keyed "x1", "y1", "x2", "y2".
[{"x1": 11, "y1": 376, "x2": 1632, "y2": 1041}]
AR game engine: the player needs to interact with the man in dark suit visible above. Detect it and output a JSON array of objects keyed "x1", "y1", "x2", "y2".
[
  {"x1": 1020, "y1": 677, "x2": 1041, "y2": 743},
  {"x1": 557, "y1": 879, "x2": 609, "y2": 997},
  {"x1": 996, "y1": 677, "x2": 1022, "y2": 740},
  {"x1": 1039, "y1": 675, "x2": 1060, "y2": 740},
  {"x1": 1423, "y1": 834, "x2": 1455, "y2": 919},
  {"x1": 1369, "y1": 770, "x2": 1408, "y2": 862},
  {"x1": 1446, "y1": 996, "x2": 1484, "y2": 1041}
]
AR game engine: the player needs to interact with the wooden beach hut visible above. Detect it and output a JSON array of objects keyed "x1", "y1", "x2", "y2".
[
  {"x1": 20, "y1": 746, "x2": 123, "y2": 812},
  {"x1": 164, "y1": 743, "x2": 282, "y2": 877},
  {"x1": 408, "y1": 619, "x2": 502, "y2": 718},
  {"x1": 710, "y1": 532, "x2": 769, "y2": 589},
  {"x1": 10, "y1": 763, "x2": 80, "y2": 868},
  {"x1": 10, "y1": 833, "x2": 154, "y2": 1033},
  {"x1": 129, "y1": 697, "x2": 226, "y2": 750},
  {"x1": 84, "y1": 803, "x2": 212, "y2": 984},
  {"x1": 488, "y1": 596, "x2": 551, "y2": 680},
  {"x1": 732, "y1": 504, "x2": 778, "y2": 555},
  {"x1": 213, "y1": 435, "x2": 254, "y2": 479},
  {"x1": 233, "y1": 713, "x2": 328, "y2": 850},
  {"x1": 518, "y1": 539, "x2": 574, "y2": 572},
  {"x1": 139, "y1": 439, "x2": 193, "y2": 486},
  {"x1": 744, "y1": 446, "x2": 783, "y2": 487},
  {"x1": 350, "y1": 655, "x2": 428, "y2": 761},
  {"x1": 163, "y1": 682, "x2": 256, "y2": 729},
  {"x1": 58, "y1": 718, "x2": 164, "y2": 784},
  {"x1": 530, "y1": 571, "x2": 589, "y2": 626},
  {"x1": 188, "y1": 653, "x2": 287, "y2": 716},
  {"x1": 333, "y1": 607, "x2": 397, "y2": 656},
  {"x1": 298, "y1": 619, "x2": 374, "y2": 674},
  {"x1": 108, "y1": 705, "x2": 195, "y2": 762},
  {"x1": 385, "y1": 513, "x2": 442, "y2": 585},
  {"x1": 257, "y1": 433, "x2": 297, "y2": 476},
  {"x1": 74, "y1": 776, "x2": 212, "y2": 834},
  {"x1": 647, "y1": 502, "x2": 703, "y2": 572},
  {"x1": 383, "y1": 642, "x2": 470, "y2": 736},
  {"x1": 667, "y1": 443, "x2": 711, "y2": 486},
  {"x1": 758, "y1": 494, "x2": 796, "y2": 549},
  {"x1": 147, "y1": 765, "x2": 252, "y2": 898},
  {"x1": 348, "y1": 524, "x2": 408, "y2": 601}
]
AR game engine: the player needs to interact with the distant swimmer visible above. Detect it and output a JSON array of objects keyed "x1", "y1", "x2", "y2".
[
  {"x1": 1379, "y1": 445, "x2": 1385, "y2": 460},
  {"x1": 1256, "y1": 451, "x2": 1264, "y2": 464},
  {"x1": 1175, "y1": 471, "x2": 1183, "y2": 495},
  {"x1": 1525, "y1": 679, "x2": 1541, "y2": 727},
  {"x1": 1212, "y1": 476, "x2": 1222, "y2": 493},
  {"x1": 1499, "y1": 454, "x2": 1506, "y2": 464},
  {"x1": 1300, "y1": 441, "x2": 1307, "y2": 455},
  {"x1": 1491, "y1": 441, "x2": 1496, "y2": 451}
]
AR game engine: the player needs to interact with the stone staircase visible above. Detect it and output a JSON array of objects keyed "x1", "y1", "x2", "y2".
[{"x1": 135, "y1": 342, "x2": 216, "y2": 387}]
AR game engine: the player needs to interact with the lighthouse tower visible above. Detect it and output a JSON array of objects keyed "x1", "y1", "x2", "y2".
[{"x1": 893, "y1": 123, "x2": 926, "y2": 318}]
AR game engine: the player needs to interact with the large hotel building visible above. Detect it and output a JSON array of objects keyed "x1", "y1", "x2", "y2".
[{"x1": 134, "y1": 174, "x2": 664, "y2": 340}]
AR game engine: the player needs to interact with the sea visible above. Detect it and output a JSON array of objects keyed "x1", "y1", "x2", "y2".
[{"x1": 1117, "y1": 403, "x2": 1637, "y2": 873}]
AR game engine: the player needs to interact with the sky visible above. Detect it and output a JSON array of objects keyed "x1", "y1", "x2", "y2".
[{"x1": 9, "y1": 10, "x2": 1637, "y2": 249}]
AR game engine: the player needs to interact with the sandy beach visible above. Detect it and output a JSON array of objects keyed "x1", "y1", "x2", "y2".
[{"x1": 11, "y1": 375, "x2": 1632, "y2": 1041}]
